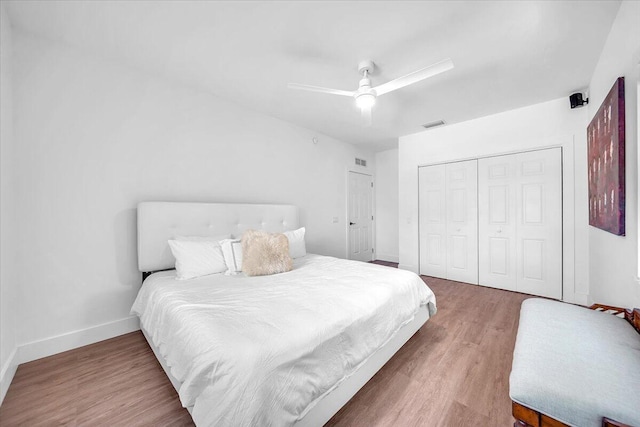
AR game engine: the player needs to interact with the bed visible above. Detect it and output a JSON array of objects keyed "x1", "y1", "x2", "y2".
[{"x1": 132, "y1": 201, "x2": 436, "y2": 427}]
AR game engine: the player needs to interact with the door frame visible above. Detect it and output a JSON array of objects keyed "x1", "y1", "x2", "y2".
[{"x1": 346, "y1": 170, "x2": 375, "y2": 261}]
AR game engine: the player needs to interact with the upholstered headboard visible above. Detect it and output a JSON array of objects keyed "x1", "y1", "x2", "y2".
[{"x1": 137, "y1": 202, "x2": 299, "y2": 272}]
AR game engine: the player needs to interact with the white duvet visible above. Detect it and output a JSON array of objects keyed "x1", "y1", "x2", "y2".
[{"x1": 131, "y1": 254, "x2": 436, "y2": 427}]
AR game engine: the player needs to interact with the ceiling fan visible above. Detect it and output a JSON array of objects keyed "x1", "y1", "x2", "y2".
[{"x1": 288, "y1": 58, "x2": 454, "y2": 126}]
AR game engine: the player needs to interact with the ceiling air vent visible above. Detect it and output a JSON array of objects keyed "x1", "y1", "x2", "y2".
[
  {"x1": 422, "y1": 120, "x2": 446, "y2": 130},
  {"x1": 355, "y1": 158, "x2": 367, "y2": 167}
]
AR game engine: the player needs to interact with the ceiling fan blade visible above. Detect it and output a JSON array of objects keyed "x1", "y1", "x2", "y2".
[
  {"x1": 361, "y1": 106, "x2": 372, "y2": 127},
  {"x1": 288, "y1": 83, "x2": 355, "y2": 97},
  {"x1": 374, "y1": 58, "x2": 454, "y2": 96}
]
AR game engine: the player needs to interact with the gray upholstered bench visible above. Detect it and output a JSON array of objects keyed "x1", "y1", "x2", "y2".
[{"x1": 510, "y1": 299, "x2": 640, "y2": 427}]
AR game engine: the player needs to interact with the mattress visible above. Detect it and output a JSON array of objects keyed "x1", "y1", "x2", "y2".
[{"x1": 131, "y1": 254, "x2": 436, "y2": 427}]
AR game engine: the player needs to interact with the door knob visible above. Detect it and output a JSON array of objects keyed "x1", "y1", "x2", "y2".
[{"x1": 350, "y1": 222, "x2": 355, "y2": 225}]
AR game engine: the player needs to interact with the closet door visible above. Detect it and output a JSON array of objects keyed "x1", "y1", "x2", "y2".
[
  {"x1": 478, "y1": 157, "x2": 518, "y2": 291},
  {"x1": 478, "y1": 148, "x2": 562, "y2": 299},
  {"x1": 516, "y1": 148, "x2": 562, "y2": 299},
  {"x1": 445, "y1": 160, "x2": 478, "y2": 284},
  {"x1": 419, "y1": 165, "x2": 447, "y2": 278}
]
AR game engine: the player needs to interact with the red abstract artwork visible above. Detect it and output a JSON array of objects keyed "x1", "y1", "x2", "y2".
[{"x1": 588, "y1": 77, "x2": 625, "y2": 235}]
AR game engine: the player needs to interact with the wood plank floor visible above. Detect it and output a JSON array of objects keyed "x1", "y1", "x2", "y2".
[
  {"x1": 327, "y1": 275, "x2": 531, "y2": 426},
  {"x1": 0, "y1": 274, "x2": 531, "y2": 426}
]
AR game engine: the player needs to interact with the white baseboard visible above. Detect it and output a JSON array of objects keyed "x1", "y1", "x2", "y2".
[
  {"x1": 0, "y1": 346, "x2": 18, "y2": 405},
  {"x1": 375, "y1": 253, "x2": 399, "y2": 263},
  {"x1": 1, "y1": 316, "x2": 140, "y2": 405},
  {"x1": 18, "y1": 316, "x2": 140, "y2": 365},
  {"x1": 564, "y1": 292, "x2": 589, "y2": 306}
]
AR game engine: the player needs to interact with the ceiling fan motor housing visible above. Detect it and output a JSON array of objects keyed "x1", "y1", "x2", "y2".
[
  {"x1": 357, "y1": 74, "x2": 377, "y2": 98},
  {"x1": 356, "y1": 60, "x2": 377, "y2": 104}
]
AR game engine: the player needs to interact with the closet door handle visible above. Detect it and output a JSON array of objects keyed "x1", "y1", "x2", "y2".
[{"x1": 350, "y1": 222, "x2": 355, "y2": 226}]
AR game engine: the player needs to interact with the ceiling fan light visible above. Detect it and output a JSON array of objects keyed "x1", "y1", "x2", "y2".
[{"x1": 355, "y1": 93, "x2": 376, "y2": 109}]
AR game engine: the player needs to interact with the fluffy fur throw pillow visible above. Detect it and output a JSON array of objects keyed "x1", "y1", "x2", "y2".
[{"x1": 241, "y1": 229, "x2": 293, "y2": 276}]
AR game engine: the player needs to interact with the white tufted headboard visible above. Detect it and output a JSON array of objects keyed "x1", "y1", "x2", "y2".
[{"x1": 137, "y1": 202, "x2": 299, "y2": 272}]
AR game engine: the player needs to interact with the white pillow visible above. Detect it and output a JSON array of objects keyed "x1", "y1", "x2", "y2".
[
  {"x1": 167, "y1": 239, "x2": 227, "y2": 280},
  {"x1": 219, "y1": 238, "x2": 243, "y2": 275},
  {"x1": 283, "y1": 227, "x2": 307, "y2": 259}
]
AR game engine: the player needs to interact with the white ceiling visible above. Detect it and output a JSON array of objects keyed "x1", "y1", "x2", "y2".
[{"x1": 5, "y1": 1, "x2": 621, "y2": 151}]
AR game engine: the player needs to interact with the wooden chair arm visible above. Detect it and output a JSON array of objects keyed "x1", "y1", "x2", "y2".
[{"x1": 590, "y1": 304, "x2": 640, "y2": 334}]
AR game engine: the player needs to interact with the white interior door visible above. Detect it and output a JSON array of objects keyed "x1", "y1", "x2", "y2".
[
  {"x1": 479, "y1": 148, "x2": 562, "y2": 298},
  {"x1": 478, "y1": 156, "x2": 518, "y2": 291},
  {"x1": 515, "y1": 148, "x2": 562, "y2": 299},
  {"x1": 445, "y1": 160, "x2": 478, "y2": 284},
  {"x1": 419, "y1": 165, "x2": 446, "y2": 278},
  {"x1": 348, "y1": 171, "x2": 373, "y2": 262}
]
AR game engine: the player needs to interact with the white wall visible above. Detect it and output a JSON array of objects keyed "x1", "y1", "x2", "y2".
[
  {"x1": 11, "y1": 32, "x2": 374, "y2": 361},
  {"x1": 0, "y1": 3, "x2": 19, "y2": 403},
  {"x1": 587, "y1": 0, "x2": 640, "y2": 308},
  {"x1": 399, "y1": 97, "x2": 589, "y2": 304},
  {"x1": 374, "y1": 149, "x2": 399, "y2": 262}
]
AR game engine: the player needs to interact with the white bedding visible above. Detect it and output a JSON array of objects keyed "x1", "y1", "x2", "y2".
[{"x1": 131, "y1": 254, "x2": 436, "y2": 427}]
